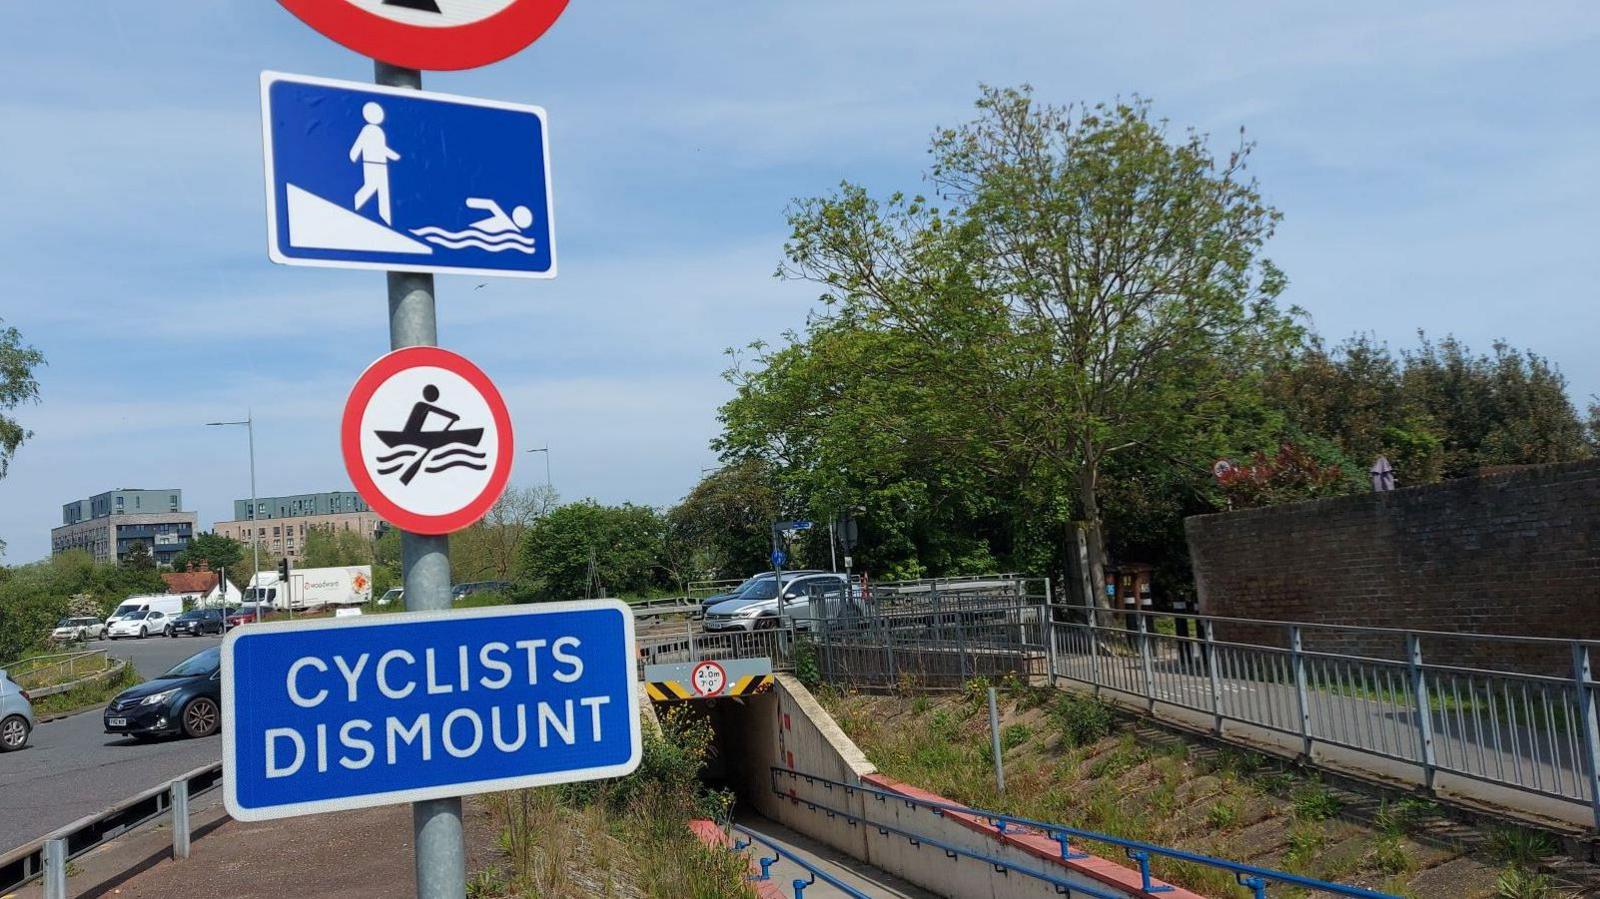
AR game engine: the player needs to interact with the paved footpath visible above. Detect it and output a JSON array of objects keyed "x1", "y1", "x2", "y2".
[{"x1": 8, "y1": 796, "x2": 499, "y2": 898}]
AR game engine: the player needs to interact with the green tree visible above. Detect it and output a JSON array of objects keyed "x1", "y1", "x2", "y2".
[
  {"x1": 121, "y1": 541, "x2": 154, "y2": 571},
  {"x1": 0, "y1": 318, "x2": 44, "y2": 557},
  {"x1": 667, "y1": 460, "x2": 780, "y2": 580},
  {"x1": 171, "y1": 532, "x2": 247, "y2": 583},
  {"x1": 518, "y1": 501, "x2": 667, "y2": 601},
  {"x1": 451, "y1": 485, "x2": 558, "y2": 583},
  {"x1": 302, "y1": 526, "x2": 377, "y2": 568},
  {"x1": 779, "y1": 87, "x2": 1296, "y2": 606}
]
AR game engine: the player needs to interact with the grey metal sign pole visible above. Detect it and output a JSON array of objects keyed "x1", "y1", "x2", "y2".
[{"x1": 375, "y1": 59, "x2": 466, "y2": 899}]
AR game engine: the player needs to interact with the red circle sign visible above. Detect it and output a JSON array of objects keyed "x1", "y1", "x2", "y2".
[
  {"x1": 690, "y1": 661, "x2": 727, "y2": 697},
  {"x1": 341, "y1": 346, "x2": 514, "y2": 534},
  {"x1": 277, "y1": 0, "x2": 571, "y2": 71}
]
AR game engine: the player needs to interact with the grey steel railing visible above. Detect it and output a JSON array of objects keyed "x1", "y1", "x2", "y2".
[
  {"x1": 0, "y1": 762, "x2": 222, "y2": 895},
  {"x1": 1048, "y1": 606, "x2": 1600, "y2": 829}
]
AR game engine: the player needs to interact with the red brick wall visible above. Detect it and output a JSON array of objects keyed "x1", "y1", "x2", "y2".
[{"x1": 1184, "y1": 460, "x2": 1600, "y2": 672}]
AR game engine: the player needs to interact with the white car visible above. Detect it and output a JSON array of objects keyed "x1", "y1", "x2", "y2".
[
  {"x1": 107, "y1": 610, "x2": 173, "y2": 640},
  {"x1": 51, "y1": 617, "x2": 106, "y2": 642}
]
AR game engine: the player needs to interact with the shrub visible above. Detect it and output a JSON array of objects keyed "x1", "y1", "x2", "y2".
[
  {"x1": 1051, "y1": 692, "x2": 1114, "y2": 747},
  {"x1": 1366, "y1": 834, "x2": 1414, "y2": 875},
  {"x1": 1291, "y1": 783, "x2": 1342, "y2": 822},
  {"x1": 1487, "y1": 827, "x2": 1557, "y2": 866},
  {"x1": 1495, "y1": 866, "x2": 1556, "y2": 899},
  {"x1": 1001, "y1": 723, "x2": 1032, "y2": 751},
  {"x1": 1206, "y1": 802, "x2": 1239, "y2": 829}
]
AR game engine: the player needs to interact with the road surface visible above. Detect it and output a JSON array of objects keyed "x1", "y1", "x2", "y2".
[{"x1": 0, "y1": 635, "x2": 223, "y2": 853}]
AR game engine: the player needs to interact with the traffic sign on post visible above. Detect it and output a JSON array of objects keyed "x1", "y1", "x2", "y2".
[
  {"x1": 275, "y1": 0, "x2": 571, "y2": 71},
  {"x1": 342, "y1": 346, "x2": 514, "y2": 535},
  {"x1": 222, "y1": 602, "x2": 641, "y2": 821},
  {"x1": 261, "y1": 72, "x2": 556, "y2": 279}
]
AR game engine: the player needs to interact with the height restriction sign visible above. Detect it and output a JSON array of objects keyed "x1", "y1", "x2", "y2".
[
  {"x1": 342, "y1": 346, "x2": 514, "y2": 534},
  {"x1": 277, "y1": 0, "x2": 571, "y2": 71}
]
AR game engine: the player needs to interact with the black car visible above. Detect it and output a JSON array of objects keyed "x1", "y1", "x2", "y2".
[
  {"x1": 451, "y1": 581, "x2": 512, "y2": 600},
  {"x1": 104, "y1": 647, "x2": 221, "y2": 740},
  {"x1": 170, "y1": 608, "x2": 226, "y2": 637}
]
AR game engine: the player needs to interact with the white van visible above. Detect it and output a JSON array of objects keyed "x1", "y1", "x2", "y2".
[{"x1": 106, "y1": 595, "x2": 185, "y2": 629}]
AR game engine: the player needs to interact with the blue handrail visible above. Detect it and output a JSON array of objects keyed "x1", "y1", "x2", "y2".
[
  {"x1": 751, "y1": 797, "x2": 1127, "y2": 898},
  {"x1": 730, "y1": 824, "x2": 876, "y2": 899},
  {"x1": 772, "y1": 768, "x2": 1399, "y2": 899}
]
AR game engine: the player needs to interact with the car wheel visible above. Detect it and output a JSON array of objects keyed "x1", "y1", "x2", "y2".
[
  {"x1": 0, "y1": 715, "x2": 29, "y2": 752},
  {"x1": 755, "y1": 616, "x2": 778, "y2": 630},
  {"x1": 139, "y1": 627, "x2": 148, "y2": 639},
  {"x1": 181, "y1": 698, "x2": 220, "y2": 739}
]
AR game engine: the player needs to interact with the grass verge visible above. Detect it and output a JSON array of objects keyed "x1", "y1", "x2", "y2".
[{"x1": 31, "y1": 662, "x2": 142, "y2": 717}]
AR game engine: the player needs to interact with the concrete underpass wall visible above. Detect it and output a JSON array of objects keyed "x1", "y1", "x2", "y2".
[{"x1": 700, "y1": 674, "x2": 1200, "y2": 899}]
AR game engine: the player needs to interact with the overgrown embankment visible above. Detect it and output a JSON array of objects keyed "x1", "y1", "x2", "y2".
[
  {"x1": 822, "y1": 679, "x2": 1570, "y2": 899},
  {"x1": 467, "y1": 706, "x2": 754, "y2": 899}
]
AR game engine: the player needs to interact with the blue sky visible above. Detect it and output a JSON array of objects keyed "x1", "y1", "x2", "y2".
[{"x1": 1, "y1": 2, "x2": 1597, "y2": 562}]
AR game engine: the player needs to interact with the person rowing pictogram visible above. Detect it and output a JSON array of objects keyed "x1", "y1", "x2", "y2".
[{"x1": 373, "y1": 385, "x2": 489, "y2": 485}]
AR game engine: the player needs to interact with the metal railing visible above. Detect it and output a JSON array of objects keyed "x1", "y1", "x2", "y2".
[
  {"x1": 5, "y1": 650, "x2": 109, "y2": 691},
  {"x1": 1048, "y1": 605, "x2": 1600, "y2": 829},
  {"x1": 772, "y1": 769, "x2": 1396, "y2": 899},
  {"x1": 1, "y1": 762, "x2": 222, "y2": 895},
  {"x1": 809, "y1": 588, "x2": 1050, "y2": 690},
  {"x1": 730, "y1": 824, "x2": 875, "y2": 899},
  {"x1": 637, "y1": 625, "x2": 799, "y2": 676}
]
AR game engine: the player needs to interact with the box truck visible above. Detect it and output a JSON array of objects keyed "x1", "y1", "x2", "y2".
[{"x1": 248, "y1": 566, "x2": 373, "y2": 611}]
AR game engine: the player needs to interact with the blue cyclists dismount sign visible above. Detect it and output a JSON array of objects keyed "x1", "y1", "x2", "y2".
[
  {"x1": 221, "y1": 602, "x2": 639, "y2": 821},
  {"x1": 260, "y1": 71, "x2": 556, "y2": 279}
]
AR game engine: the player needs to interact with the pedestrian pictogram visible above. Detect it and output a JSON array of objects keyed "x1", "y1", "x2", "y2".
[
  {"x1": 342, "y1": 346, "x2": 514, "y2": 534},
  {"x1": 690, "y1": 661, "x2": 728, "y2": 697},
  {"x1": 261, "y1": 72, "x2": 556, "y2": 279},
  {"x1": 276, "y1": 0, "x2": 571, "y2": 71}
]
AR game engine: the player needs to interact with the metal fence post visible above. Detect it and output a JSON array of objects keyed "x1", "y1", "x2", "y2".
[
  {"x1": 1137, "y1": 614, "x2": 1156, "y2": 712},
  {"x1": 882, "y1": 611, "x2": 897, "y2": 689},
  {"x1": 687, "y1": 618, "x2": 696, "y2": 660},
  {"x1": 1204, "y1": 619, "x2": 1224, "y2": 736},
  {"x1": 1290, "y1": 626, "x2": 1313, "y2": 760},
  {"x1": 172, "y1": 777, "x2": 191, "y2": 859},
  {"x1": 1571, "y1": 643, "x2": 1600, "y2": 830},
  {"x1": 1042, "y1": 593, "x2": 1059, "y2": 686},
  {"x1": 1407, "y1": 634, "x2": 1437, "y2": 793},
  {"x1": 988, "y1": 686, "x2": 1006, "y2": 795},
  {"x1": 43, "y1": 838, "x2": 66, "y2": 899},
  {"x1": 1088, "y1": 608, "x2": 1103, "y2": 697}
]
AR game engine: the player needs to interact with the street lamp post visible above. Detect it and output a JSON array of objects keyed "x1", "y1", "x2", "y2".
[
  {"x1": 526, "y1": 446, "x2": 551, "y2": 492},
  {"x1": 206, "y1": 415, "x2": 261, "y2": 619}
]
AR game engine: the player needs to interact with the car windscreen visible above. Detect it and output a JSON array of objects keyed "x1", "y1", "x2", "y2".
[
  {"x1": 161, "y1": 647, "x2": 221, "y2": 679},
  {"x1": 125, "y1": 611, "x2": 149, "y2": 620},
  {"x1": 57, "y1": 618, "x2": 72, "y2": 627},
  {"x1": 739, "y1": 579, "x2": 782, "y2": 600}
]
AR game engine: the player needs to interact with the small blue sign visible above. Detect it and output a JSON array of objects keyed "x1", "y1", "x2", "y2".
[
  {"x1": 771, "y1": 549, "x2": 787, "y2": 568},
  {"x1": 222, "y1": 601, "x2": 638, "y2": 821},
  {"x1": 260, "y1": 71, "x2": 556, "y2": 279}
]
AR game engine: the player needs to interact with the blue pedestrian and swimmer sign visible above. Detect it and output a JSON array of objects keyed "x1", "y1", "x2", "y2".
[
  {"x1": 260, "y1": 71, "x2": 556, "y2": 279},
  {"x1": 221, "y1": 601, "x2": 640, "y2": 821}
]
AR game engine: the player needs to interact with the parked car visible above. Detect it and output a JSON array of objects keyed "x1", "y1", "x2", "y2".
[
  {"x1": 226, "y1": 604, "x2": 268, "y2": 627},
  {"x1": 171, "y1": 608, "x2": 226, "y2": 637},
  {"x1": 106, "y1": 595, "x2": 184, "y2": 629},
  {"x1": 0, "y1": 669, "x2": 34, "y2": 752},
  {"x1": 376, "y1": 588, "x2": 404, "y2": 607},
  {"x1": 697, "y1": 571, "x2": 823, "y2": 617},
  {"x1": 50, "y1": 616, "x2": 106, "y2": 643},
  {"x1": 451, "y1": 581, "x2": 512, "y2": 601},
  {"x1": 103, "y1": 646, "x2": 221, "y2": 740},
  {"x1": 703, "y1": 573, "x2": 854, "y2": 632},
  {"x1": 107, "y1": 609, "x2": 174, "y2": 640}
]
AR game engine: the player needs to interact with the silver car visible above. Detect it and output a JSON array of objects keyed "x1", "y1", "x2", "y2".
[
  {"x1": 703, "y1": 573, "x2": 854, "y2": 632},
  {"x1": 0, "y1": 669, "x2": 35, "y2": 752}
]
